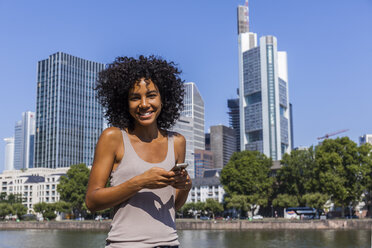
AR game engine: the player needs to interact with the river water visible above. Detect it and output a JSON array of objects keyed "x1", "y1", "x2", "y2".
[{"x1": 0, "y1": 229, "x2": 370, "y2": 248}]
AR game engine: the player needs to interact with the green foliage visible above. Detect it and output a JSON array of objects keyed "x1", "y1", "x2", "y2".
[
  {"x1": 314, "y1": 137, "x2": 365, "y2": 216},
  {"x1": 5, "y1": 193, "x2": 23, "y2": 204},
  {"x1": 221, "y1": 151, "x2": 273, "y2": 213},
  {"x1": 225, "y1": 194, "x2": 249, "y2": 214},
  {"x1": 0, "y1": 203, "x2": 13, "y2": 219},
  {"x1": 302, "y1": 193, "x2": 329, "y2": 210},
  {"x1": 204, "y1": 199, "x2": 223, "y2": 219},
  {"x1": 57, "y1": 163, "x2": 90, "y2": 214},
  {"x1": 33, "y1": 202, "x2": 57, "y2": 220},
  {"x1": 179, "y1": 202, "x2": 205, "y2": 217},
  {"x1": 54, "y1": 201, "x2": 72, "y2": 214},
  {"x1": 11, "y1": 203, "x2": 27, "y2": 217},
  {"x1": 276, "y1": 148, "x2": 315, "y2": 203},
  {"x1": 272, "y1": 194, "x2": 299, "y2": 208}
]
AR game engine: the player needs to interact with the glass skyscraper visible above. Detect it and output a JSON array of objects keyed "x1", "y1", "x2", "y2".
[
  {"x1": 13, "y1": 111, "x2": 35, "y2": 170},
  {"x1": 182, "y1": 82, "x2": 205, "y2": 150},
  {"x1": 171, "y1": 82, "x2": 205, "y2": 178},
  {"x1": 238, "y1": 2, "x2": 291, "y2": 160},
  {"x1": 34, "y1": 52, "x2": 105, "y2": 168}
]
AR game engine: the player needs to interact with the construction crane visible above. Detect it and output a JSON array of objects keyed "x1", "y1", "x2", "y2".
[{"x1": 317, "y1": 129, "x2": 349, "y2": 140}]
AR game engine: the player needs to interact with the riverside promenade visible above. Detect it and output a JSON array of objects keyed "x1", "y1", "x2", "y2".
[{"x1": 1, "y1": 219, "x2": 372, "y2": 230}]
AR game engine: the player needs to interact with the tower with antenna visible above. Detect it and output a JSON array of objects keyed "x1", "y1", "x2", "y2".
[{"x1": 237, "y1": 1, "x2": 292, "y2": 160}]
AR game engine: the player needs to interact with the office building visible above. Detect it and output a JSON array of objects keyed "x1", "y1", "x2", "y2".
[
  {"x1": 182, "y1": 82, "x2": 205, "y2": 150},
  {"x1": 360, "y1": 134, "x2": 372, "y2": 145},
  {"x1": 0, "y1": 167, "x2": 68, "y2": 213},
  {"x1": 34, "y1": 52, "x2": 105, "y2": 168},
  {"x1": 187, "y1": 169, "x2": 225, "y2": 203},
  {"x1": 227, "y1": 98, "x2": 240, "y2": 152},
  {"x1": 171, "y1": 116, "x2": 195, "y2": 177},
  {"x1": 210, "y1": 125, "x2": 237, "y2": 168},
  {"x1": 3, "y1": 137, "x2": 14, "y2": 171},
  {"x1": 237, "y1": 2, "x2": 291, "y2": 160},
  {"x1": 194, "y1": 149, "x2": 214, "y2": 178},
  {"x1": 13, "y1": 111, "x2": 35, "y2": 170},
  {"x1": 205, "y1": 133, "x2": 210, "y2": 151}
]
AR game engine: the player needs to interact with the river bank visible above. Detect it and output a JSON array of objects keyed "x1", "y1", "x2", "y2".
[{"x1": 1, "y1": 219, "x2": 372, "y2": 230}]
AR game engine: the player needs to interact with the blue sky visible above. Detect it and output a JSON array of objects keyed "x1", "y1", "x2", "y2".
[{"x1": 0, "y1": 0, "x2": 371, "y2": 171}]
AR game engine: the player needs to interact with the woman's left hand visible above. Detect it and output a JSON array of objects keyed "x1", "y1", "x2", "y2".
[{"x1": 172, "y1": 169, "x2": 192, "y2": 190}]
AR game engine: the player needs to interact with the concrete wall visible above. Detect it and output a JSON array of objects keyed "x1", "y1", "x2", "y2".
[{"x1": 1, "y1": 220, "x2": 372, "y2": 230}]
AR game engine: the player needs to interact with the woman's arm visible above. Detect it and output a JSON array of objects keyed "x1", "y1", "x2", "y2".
[
  {"x1": 85, "y1": 127, "x2": 176, "y2": 212},
  {"x1": 173, "y1": 134, "x2": 192, "y2": 211}
]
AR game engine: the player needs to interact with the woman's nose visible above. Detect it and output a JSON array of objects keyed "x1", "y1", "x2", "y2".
[{"x1": 140, "y1": 97, "x2": 149, "y2": 108}]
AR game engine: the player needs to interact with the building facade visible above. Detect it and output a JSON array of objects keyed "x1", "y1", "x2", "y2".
[
  {"x1": 210, "y1": 125, "x2": 237, "y2": 168},
  {"x1": 171, "y1": 116, "x2": 195, "y2": 177},
  {"x1": 0, "y1": 167, "x2": 68, "y2": 213},
  {"x1": 360, "y1": 134, "x2": 372, "y2": 145},
  {"x1": 227, "y1": 98, "x2": 240, "y2": 152},
  {"x1": 238, "y1": 3, "x2": 291, "y2": 160},
  {"x1": 187, "y1": 170, "x2": 225, "y2": 203},
  {"x1": 182, "y1": 82, "x2": 205, "y2": 151},
  {"x1": 13, "y1": 111, "x2": 35, "y2": 170},
  {"x1": 3, "y1": 137, "x2": 14, "y2": 171},
  {"x1": 34, "y1": 52, "x2": 105, "y2": 168},
  {"x1": 194, "y1": 149, "x2": 214, "y2": 178}
]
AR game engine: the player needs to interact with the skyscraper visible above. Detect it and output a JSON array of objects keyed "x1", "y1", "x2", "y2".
[
  {"x1": 238, "y1": 2, "x2": 291, "y2": 160},
  {"x1": 210, "y1": 125, "x2": 236, "y2": 168},
  {"x1": 34, "y1": 52, "x2": 105, "y2": 168},
  {"x1": 182, "y1": 82, "x2": 205, "y2": 151},
  {"x1": 171, "y1": 116, "x2": 195, "y2": 177},
  {"x1": 227, "y1": 98, "x2": 240, "y2": 152},
  {"x1": 3, "y1": 137, "x2": 14, "y2": 171},
  {"x1": 13, "y1": 111, "x2": 35, "y2": 170}
]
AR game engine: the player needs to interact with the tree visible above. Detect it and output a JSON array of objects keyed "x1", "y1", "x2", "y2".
[
  {"x1": 272, "y1": 194, "x2": 299, "y2": 208},
  {"x1": 224, "y1": 194, "x2": 249, "y2": 217},
  {"x1": 6, "y1": 193, "x2": 23, "y2": 204},
  {"x1": 302, "y1": 193, "x2": 329, "y2": 210},
  {"x1": 54, "y1": 201, "x2": 72, "y2": 214},
  {"x1": 11, "y1": 203, "x2": 27, "y2": 218},
  {"x1": 204, "y1": 199, "x2": 223, "y2": 219},
  {"x1": 0, "y1": 203, "x2": 13, "y2": 219},
  {"x1": 275, "y1": 148, "x2": 315, "y2": 204},
  {"x1": 34, "y1": 202, "x2": 57, "y2": 220},
  {"x1": 57, "y1": 163, "x2": 90, "y2": 215},
  {"x1": 360, "y1": 143, "x2": 372, "y2": 217},
  {"x1": 221, "y1": 151, "x2": 274, "y2": 216},
  {"x1": 314, "y1": 137, "x2": 365, "y2": 217}
]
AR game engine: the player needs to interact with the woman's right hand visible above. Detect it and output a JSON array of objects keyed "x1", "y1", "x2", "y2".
[{"x1": 137, "y1": 167, "x2": 176, "y2": 189}]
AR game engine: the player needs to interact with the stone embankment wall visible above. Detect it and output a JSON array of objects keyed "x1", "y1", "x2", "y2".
[{"x1": 1, "y1": 220, "x2": 372, "y2": 230}]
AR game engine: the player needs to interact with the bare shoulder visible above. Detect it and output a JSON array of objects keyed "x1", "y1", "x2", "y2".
[
  {"x1": 97, "y1": 127, "x2": 123, "y2": 150},
  {"x1": 172, "y1": 132, "x2": 186, "y2": 147},
  {"x1": 100, "y1": 127, "x2": 122, "y2": 141}
]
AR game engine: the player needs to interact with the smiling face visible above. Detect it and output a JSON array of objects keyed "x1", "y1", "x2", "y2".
[{"x1": 128, "y1": 78, "x2": 162, "y2": 128}]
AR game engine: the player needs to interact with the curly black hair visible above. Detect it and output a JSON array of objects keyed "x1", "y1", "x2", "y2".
[{"x1": 96, "y1": 55, "x2": 185, "y2": 130}]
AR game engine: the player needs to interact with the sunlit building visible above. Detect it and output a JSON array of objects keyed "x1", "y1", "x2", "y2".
[{"x1": 34, "y1": 52, "x2": 105, "y2": 168}]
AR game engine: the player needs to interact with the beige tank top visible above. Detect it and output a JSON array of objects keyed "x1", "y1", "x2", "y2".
[{"x1": 106, "y1": 130, "x2": 179, "y2": 248}]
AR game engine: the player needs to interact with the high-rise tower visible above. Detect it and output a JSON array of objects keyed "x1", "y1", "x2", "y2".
[
  {"x1": 13, "y1": 111, "x2": 35, "y2": 170},
  {"x1": 34, "y1": 52, "x2": 105, "y2": 168},
  {"x1": 238, "y1": 1, "x2": 291, "y2": 160}
]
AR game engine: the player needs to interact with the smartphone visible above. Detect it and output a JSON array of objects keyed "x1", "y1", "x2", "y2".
[{"x1": 171, "y1": 163, "x2": 189, "y2": 171}]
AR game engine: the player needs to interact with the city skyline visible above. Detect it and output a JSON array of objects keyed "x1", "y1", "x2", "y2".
[{"x1": 1, "y1": 0, "x2": 371, "y2": 171}]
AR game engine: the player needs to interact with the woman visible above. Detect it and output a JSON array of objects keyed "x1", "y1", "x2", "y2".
[{"x1": 85, "y1": 56, "x2": 192, "y2": 248}]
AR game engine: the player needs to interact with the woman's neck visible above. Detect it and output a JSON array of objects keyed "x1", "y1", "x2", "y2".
[{"x1": 128, "y1": 123, "x2": 164, "y2": 142}]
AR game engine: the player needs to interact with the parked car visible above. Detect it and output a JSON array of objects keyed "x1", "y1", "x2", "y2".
[
  {"x1": 252, "y1": 215, "x2": 263, "y2": 220},
  {"x1": 200, "y1": 216, "x2": 210, "y2": 220}
]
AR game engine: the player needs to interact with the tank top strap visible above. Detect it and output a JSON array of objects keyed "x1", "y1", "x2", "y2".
[
  {"x1": 167, "y1": 131, "x2": 175, "y2": 163},
  {"x1": 121, "y1": 129, "x2": 134, "y2": 158}
]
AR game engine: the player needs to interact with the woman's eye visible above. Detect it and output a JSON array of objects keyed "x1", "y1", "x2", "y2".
[{"x1": 148, "y1": 94, "x2": 157, "y2": 98}]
